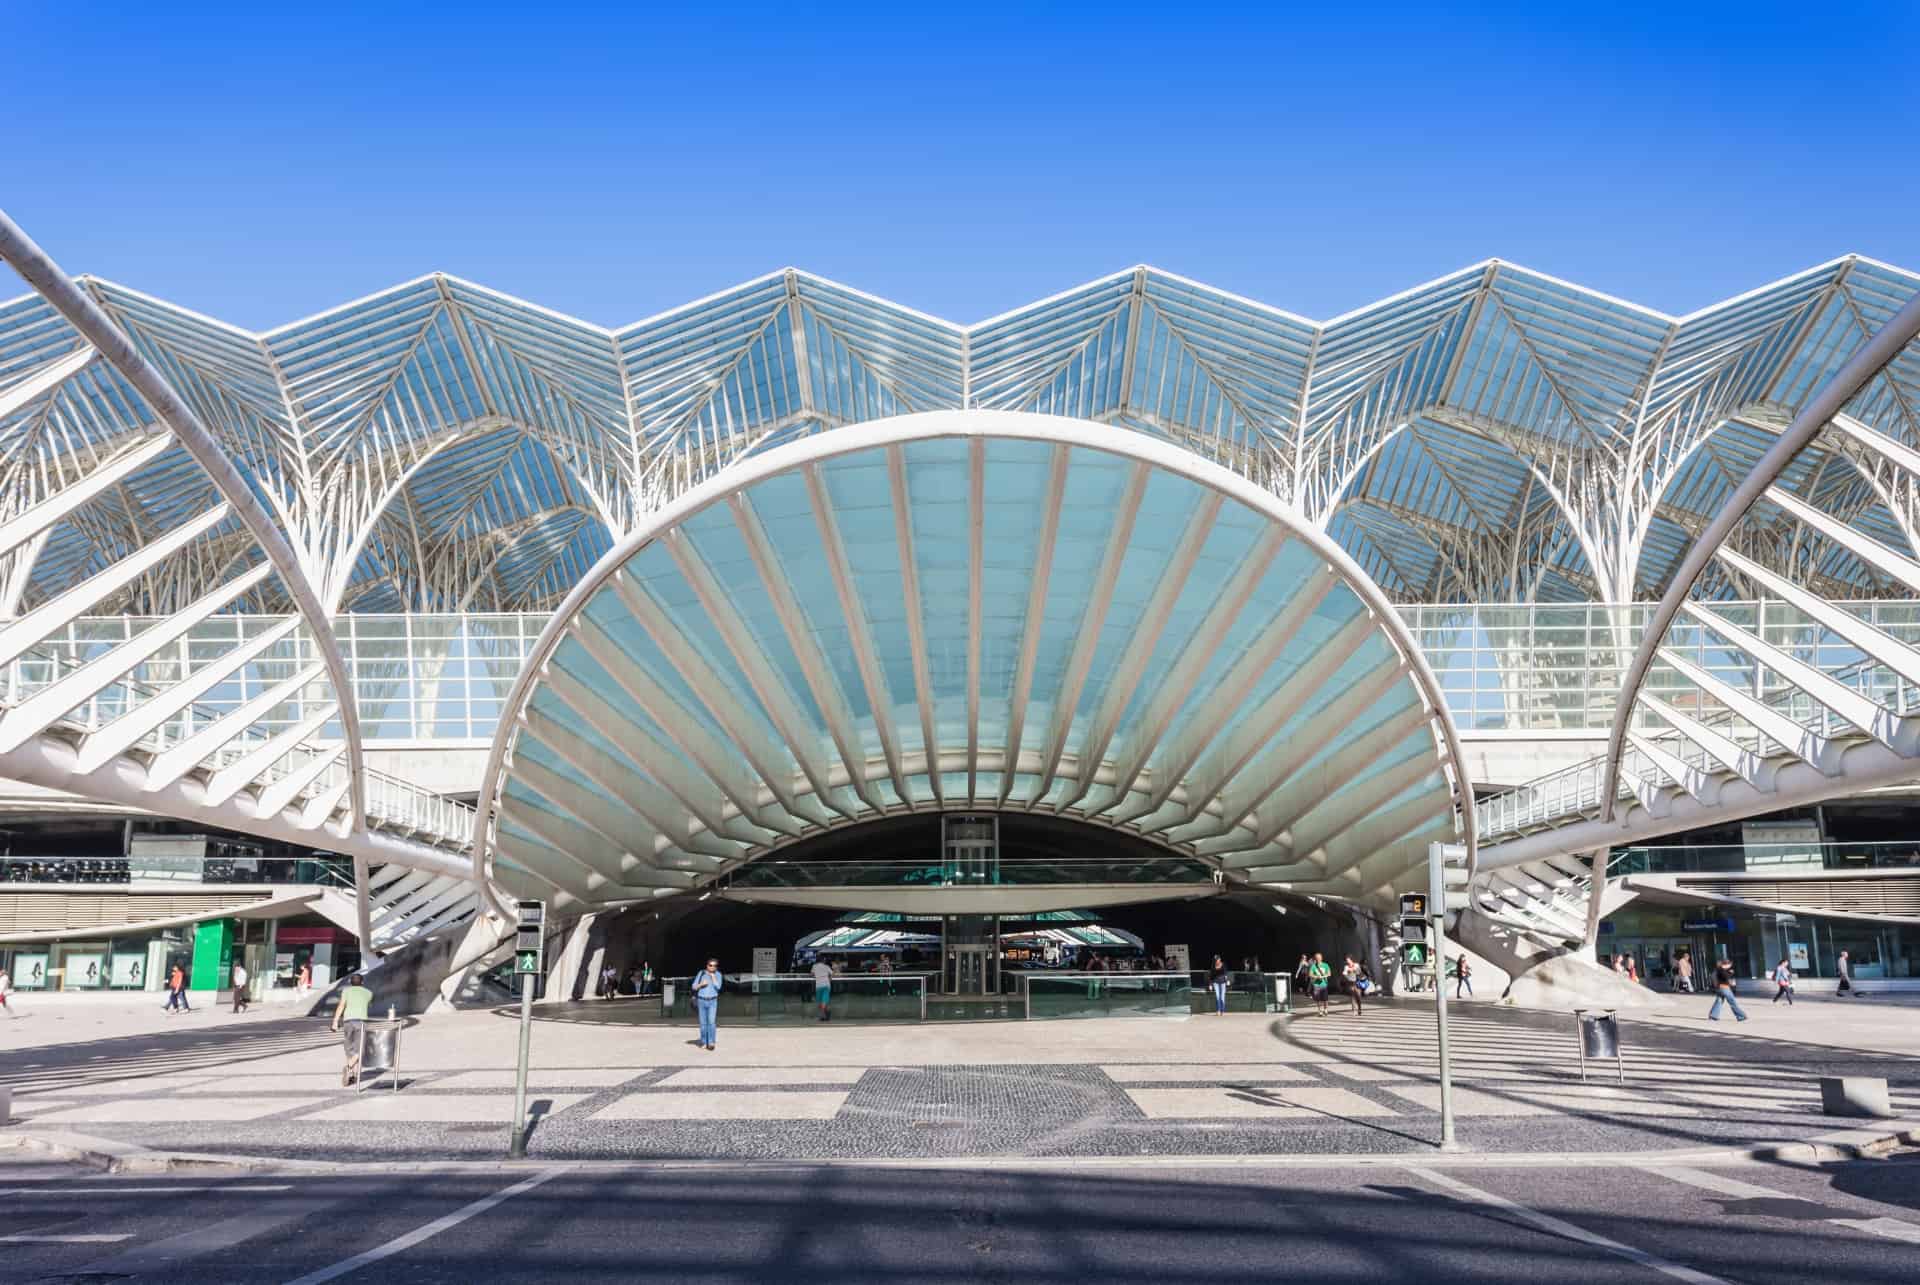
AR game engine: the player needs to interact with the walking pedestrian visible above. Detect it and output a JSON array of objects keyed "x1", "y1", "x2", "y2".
[
  {"x1": 296, "y1": 959, "x2": 313, "y2": 1000},
  {"x1": 1770, "y1": 957, "x2": 1794, "y2": 1005},
  {"x1": 599, "y1": 962, "x2": 619, "y2": 1000},
  {"x1": 641, "y1": 960, "x2": 655, "y2": 995},
  {"x1": 1209, "y1": 955, "x2": 1229, "y2": 1014},
  {"x1": 231, "y1": 960, "x2": 250, "y2": 1013},
  {"x1": 692, "y1": 957, "x2": 724, "y2": 1050},
  {"x1": 812, "y1": 955, "x2": 835, "y2": 1021},
  {"x1": 1455, "y1": 955, "x2": 1473, "y2": 999},
  {"x1": 1837, "y1": 950, "x2": 1857, "y2": 996},
  {"x1": 0, "y1": 967, "x2": 14, "y2": 1018},
  {"x1": 163, "y1": 961, "x2": 190, "y2": 1013},
  {"x1": 1623, "y1": 955, "x2": 1640, "y2": 985},
  {"x1": 1707, "y1": 957, "x2": 1748, "y2": 1022},
  {"x1": 1307, "y1": 951, "x2": 1332, "y2": 1016},
  {"x1": 1341, "y1": 955, "x2": 1364, "y2": 1016},
  {"x1": 1673, "y1": 952, "x2": 1694, "y2": 994},
  {"x1": 329, "y1": 971, "x2": 375, "y2": 1086}
]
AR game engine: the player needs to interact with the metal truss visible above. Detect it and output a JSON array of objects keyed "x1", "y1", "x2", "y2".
[
  {"x1": 472, "y1": 411, "x2": 1476, "y2": 914},
  {"x1": 0, "y1": 210, "x2": 485, "y2": 950},
  {"x1": 1467, "y1": 289, "x2": 1920, "y2": 948},
  {"x1": 6, "y1": 248, "x2": 1918, "y2": 623}
]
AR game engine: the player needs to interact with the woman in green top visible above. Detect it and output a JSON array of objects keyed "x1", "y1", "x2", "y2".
[{"x1": 1306, "y1": 953, "x2": 1332, "y2": 1016}]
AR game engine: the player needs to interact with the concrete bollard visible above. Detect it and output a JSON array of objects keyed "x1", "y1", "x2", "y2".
[
  {"x1": 1819, "y1": 1076, "x2": 1893, "y2": 1119},
  {"x1": 0, "y1": 1085, "x2": 11, "y2": 1125}
]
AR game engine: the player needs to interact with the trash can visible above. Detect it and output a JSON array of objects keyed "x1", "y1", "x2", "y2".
[
  {"x1": 357, "y1": 1017, "x2": 404, "y2": 1092},
  {"x1": 1573, "y1": 1008, "x2": 1623, "y2": 1082},
  {"x1": 1272, "y1": 974, "x2": 1291, "y2": 1013},
  {"x1": 661, "y1": 980, "x2": 676, "y2": 1014}
]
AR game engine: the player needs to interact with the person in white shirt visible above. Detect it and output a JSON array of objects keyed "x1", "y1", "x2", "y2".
[
  {"x1": 231, "y1": 962, "x2": 250, "y2": 1014},
  {"x1": 811, "y1": 957, "x2": 835, "y2": 1022},
  {"x1": 0, "y1": 968, "x2": 14, "y2": 1018}
]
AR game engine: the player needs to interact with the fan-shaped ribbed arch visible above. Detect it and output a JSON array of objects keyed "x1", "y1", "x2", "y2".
[{"x1": 475, "y1": 410, "x2": 1473, "y2": 913}]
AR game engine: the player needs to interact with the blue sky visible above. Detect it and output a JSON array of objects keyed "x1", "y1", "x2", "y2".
[{"x1": 4, "y1": 2, "x2": 1916, "y2": 328}]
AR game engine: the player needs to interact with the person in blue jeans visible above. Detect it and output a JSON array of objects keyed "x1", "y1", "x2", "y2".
[
  {"x1": 1208, "y1": 955, "x2": 1229, "y2": 1014},
  {"x1": 1707, "y1": 957, "x2": 1747, "y2": 1022},
  {"x1": 692, "y1": 958, "x2": 723, "y2": 1050}
]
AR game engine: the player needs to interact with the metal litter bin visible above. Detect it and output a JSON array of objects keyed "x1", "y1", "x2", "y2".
[
  {"x1": 356, "y1": 1017, "x2": 404, "y2": 1093},
  {"x1": 1573, "y1": 1007, "x2": 1623, "y2": 1082}
]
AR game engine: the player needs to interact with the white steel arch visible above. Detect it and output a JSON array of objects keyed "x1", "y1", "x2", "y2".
[
  {"x1": 473, "y1": 410, "x2": 1477, "y2": 914},
  {"x1": 0, "y1": 210, "x2": 485, "y2": 950},
  {"x1": 1466, "y1": 289, "x2": 1920, "y2": 948}
]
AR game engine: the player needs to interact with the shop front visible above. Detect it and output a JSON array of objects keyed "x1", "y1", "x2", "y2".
[{"x1": 1602, "y1": 902, "x2": 1920, "y2": 983}]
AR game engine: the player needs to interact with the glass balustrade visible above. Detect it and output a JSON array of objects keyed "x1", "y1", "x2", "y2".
[
  {"x1": 666, "y1": 974, "x2": 926, "y2": 1024},
  {"x1": 1020, "y1": 971, "x2": 1190, "y2": 1019}
]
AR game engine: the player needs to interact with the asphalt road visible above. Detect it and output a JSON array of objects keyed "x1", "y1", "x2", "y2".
[{"x1": 1, "y1": 1150, "x2": 1916, "y2": 1284}]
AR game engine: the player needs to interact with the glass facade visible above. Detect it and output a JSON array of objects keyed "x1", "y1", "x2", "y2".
[
  {"x1": 1601, "y1": 904, "x2": 1920, "y2": 983},
  {"x1": 15, "y1": 597, "x2": 1920, "y2": 747}
]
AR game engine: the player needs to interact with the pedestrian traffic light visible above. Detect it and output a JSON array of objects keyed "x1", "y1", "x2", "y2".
[
  {"x1": 514, "y1": 899, "x2": 546, "y2": 974},
  {"x1": 1398, "y1": 890, "x2": 1432, "y2": 974},
  {"x1": 1432, "y1": 843, "x2": 1472, "y2": 927}
]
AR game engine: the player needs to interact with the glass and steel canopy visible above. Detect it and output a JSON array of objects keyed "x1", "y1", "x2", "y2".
[{"x1": 478, "y1": 411, "x2": 1470, "y2": 912}]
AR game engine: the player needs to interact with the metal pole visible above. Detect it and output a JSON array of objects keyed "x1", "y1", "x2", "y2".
[
  {"x1": 508, "y1": 969, "x2": 534, "y2": 1158},
  {"x1": 1429, "y1": 844, "x2": 1457, "y2": 1150}
]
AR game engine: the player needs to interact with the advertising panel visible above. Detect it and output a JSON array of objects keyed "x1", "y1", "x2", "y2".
[
  {"x1": 110, "y1": 954, "x2": 147, "y2": 989},
  {"x1": 1789, "y1": 941, "x2": 1811, "y2": 970},
  {"x1": 65, "y1": 952, "x2": 106, "y2": 989},
  {"x1": 752, "y1": 947, "x2": 778, "y2": 977},
  {"x1": 12, "y1": 953, "x2": 49, "y2": 989}
]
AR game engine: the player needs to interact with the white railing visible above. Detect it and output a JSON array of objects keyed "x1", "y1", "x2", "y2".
[
  {"x1": 1475, "y1": 651, "x2": 1916, "y2": 839},
  {"x1": 2, "y1": 639, "x2": 474, "y2": 848}
]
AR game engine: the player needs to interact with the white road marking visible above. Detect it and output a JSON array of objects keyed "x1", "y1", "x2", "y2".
[
  {"x1": 1648, "y1": 1165, "x2": 1920, "y2": 1246},
  {"x1": 0, "y1": 1183, "x2": 293, "y2": 1196},
  {"x1": 73, "y1": 1198, "x2": 343, "y2": 1276},
  {"x1": 281, "y1": 1166, "x2": 572, "y2": 1284},
  {"x1": 1410, "y1": 1166, "x2": 1731, "y2": 1285},
  {"x1": 0, "y1": 1233, "x2": 135, "y2": 1244}
]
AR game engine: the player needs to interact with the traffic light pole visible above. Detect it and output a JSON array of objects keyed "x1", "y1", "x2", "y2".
[
  {"x1": 1429, "y1": 841, "x2": 1458, "y2": 1150},
  {"x1": 507, "y1": 899, "x2": 545, "y2": 1160},
  {"x1": 508, "y1": 968, "x2": 535, "y2": 1158}
]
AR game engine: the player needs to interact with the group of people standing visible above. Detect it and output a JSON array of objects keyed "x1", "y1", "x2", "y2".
[{"x1": 596, "y1": 960, "x2": 655, "y2": 998}]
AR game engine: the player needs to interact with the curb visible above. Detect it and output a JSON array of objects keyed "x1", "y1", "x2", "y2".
[{"x1": 4, "y1": 1121, "x2": 1914, "y2": 1177}]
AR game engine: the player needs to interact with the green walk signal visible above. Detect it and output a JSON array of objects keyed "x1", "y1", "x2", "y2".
[
  {"x1": 1402, "y1": 942, "x2": 1428, "y2": 967},
  {"x1": 516, "y1": 950, "x2": 540, "y2": 975}
]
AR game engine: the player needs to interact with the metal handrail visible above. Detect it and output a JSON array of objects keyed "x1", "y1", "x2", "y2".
[{"x1": 1, "y1": 636, "x2": 473, "y2": 846}]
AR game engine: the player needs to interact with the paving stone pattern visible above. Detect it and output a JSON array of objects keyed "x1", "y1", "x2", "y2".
[{"x1": 7, "y1": 1002, "x2": 1918, "y2": 1163}]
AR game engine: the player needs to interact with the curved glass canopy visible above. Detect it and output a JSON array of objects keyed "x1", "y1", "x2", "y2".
[{"x1": 481, "y1": 412, "x2": 1466, "y2": 911}]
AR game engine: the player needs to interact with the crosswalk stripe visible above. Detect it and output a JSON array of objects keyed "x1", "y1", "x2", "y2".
[{"x1": 1647, "y1": 1166, "x2": 1920, "y2": 1246}]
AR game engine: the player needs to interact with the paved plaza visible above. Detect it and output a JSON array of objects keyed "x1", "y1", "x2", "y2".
[{"x1": 6, "y1": 995, "x2": 1917, "y2": 1166}]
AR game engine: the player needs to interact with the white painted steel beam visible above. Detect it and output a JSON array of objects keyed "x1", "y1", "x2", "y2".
[
  {"x1": 0, "y1": 563, "x2": 272, "y2": 752},
  {"x1": 541, "y1": 659, "x2": 770, "y2": 845},
  {"x1": 726, "y1": 492, "x2": 884, "y2": 814},
  {"x1": 995, "y1": 444, "x2": 1069, "y2": 807},
  {"x1": 1053, "y1": 492, "x2": 1223, "y2": 815},
  {"x1": 73, "y1": 618, "x2": 301, "y2": 772},
  {"x1": 0, "y1": 431, "x2": 171, "y2": 561},
  {"x1": 0, "y1": 505, "x2": 231, "y2": 669}
]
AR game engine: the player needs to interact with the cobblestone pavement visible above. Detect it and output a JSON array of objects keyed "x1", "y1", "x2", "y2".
[{"x1": 4, "y1": 998, "x2": 1917, "y2": 1163}]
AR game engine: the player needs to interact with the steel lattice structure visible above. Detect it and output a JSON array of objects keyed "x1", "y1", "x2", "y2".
[
  {"x1": 5, "y1": 258, "x2": 1919, "y2": 622},
  {"x1": 5, "y1": 209, "x2": 1920, "y2": 967}
]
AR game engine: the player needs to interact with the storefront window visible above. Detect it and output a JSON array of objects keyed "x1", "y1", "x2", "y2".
[{"x1": 1602, "y1": 906, "x2": 1920, "y2": 981}]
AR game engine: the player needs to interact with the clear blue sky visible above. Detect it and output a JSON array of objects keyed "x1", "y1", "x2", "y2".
[{"x1": 5, "y1": 2, "x2": 1916, "y2": 329}]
